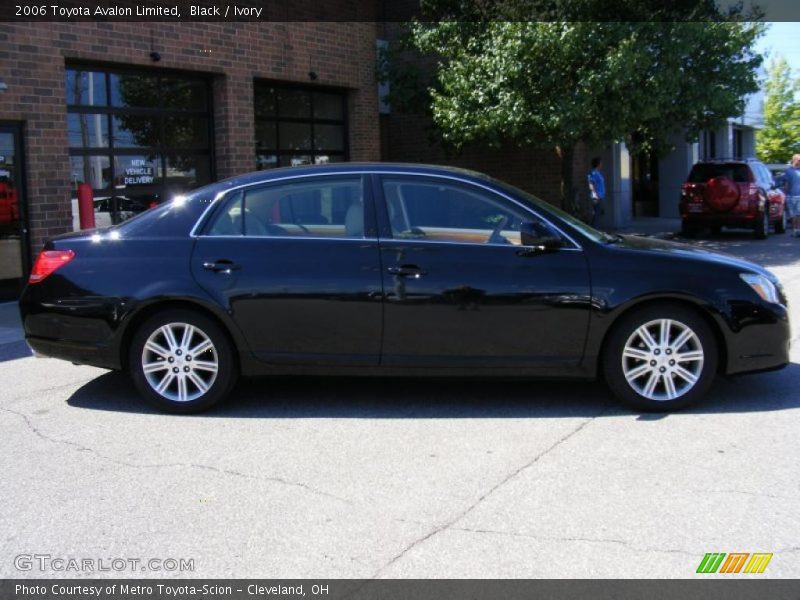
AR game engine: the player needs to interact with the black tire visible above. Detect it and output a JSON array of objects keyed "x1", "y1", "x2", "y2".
[
  {"x1": 680, "y1": 221, "x2": 697, "y2": 239},
  {"x1": 602, "y1": 303, "x2": 718, "y2": 412},
  {"x1": 710, "y1": 224, "x2": 722, "y2": 236},
  {"x1": 129, "y1": 308, "x2": 238, "y2": 413},
  {"x1": 754, "y1": 205, "x2": 769, "y2": 239},
  {"x1": 775, "y1": 208, "x2": 787, "y2": 234}
]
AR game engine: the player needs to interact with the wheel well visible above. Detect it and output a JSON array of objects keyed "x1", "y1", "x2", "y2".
[
  {"x1": 596, "y1": 298, "x2": 728, "y2": 376},
  {"x1": 119, "y1": 300, "x2": 241, "y2": 374}
]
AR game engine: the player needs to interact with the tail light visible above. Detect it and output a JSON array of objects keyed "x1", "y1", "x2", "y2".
[
  {"x1": 29, "y1": 250, "x2": 75, "y2": 284},
  {"x1": 681, "y1": 183, "x2": 700, "y2": 202}
]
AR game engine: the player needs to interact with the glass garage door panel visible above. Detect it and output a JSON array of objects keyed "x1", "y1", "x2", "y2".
[{"x1": 0, "y1": 129, "x2": 26, "y2": 300}]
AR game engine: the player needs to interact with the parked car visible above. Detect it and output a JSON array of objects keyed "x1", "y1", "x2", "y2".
[
  {"x1": 680, "y1": 158, "x2": 786, "y2": 239},
  {"x1": 71, "y1": 195, "x2": 154, "y2": 230},
  {"x1": 0, "y1": 173, "x2": 20, "y2": 234},
  {"x1": 20, "y1": 164, "x2": 790, "y2": 413},
  {"x1": 767, "y1": 163, "x2": 790, "y2": 190}
]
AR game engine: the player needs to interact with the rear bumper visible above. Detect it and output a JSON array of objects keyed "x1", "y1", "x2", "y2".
[
  {"x1": 681, "y1": 213, "x2": 762, "y2": 227},
  {"x1": 25, "y1": 335, "x2": 120, "y2": 370}
]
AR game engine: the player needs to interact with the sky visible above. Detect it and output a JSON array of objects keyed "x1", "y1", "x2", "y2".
[{"x1": 756, "y1": 22, "x2": 800, "y2": 75}]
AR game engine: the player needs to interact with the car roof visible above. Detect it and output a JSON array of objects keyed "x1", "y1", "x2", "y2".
[
  {"x1": 692, "y1": 158, "x2": 763, "y2": 165},
  {"x1": 211, "y1": 162, "x2": 498, "y2": 191}
]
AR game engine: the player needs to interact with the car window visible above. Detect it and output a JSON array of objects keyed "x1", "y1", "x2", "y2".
[
  {"x1": 382, "y1": 177, "x2": 556, "y2": 246},
  {"x1": 688, "y1": 163, "x2": 750, "y2": 183},
  {"x1": 206, "y1": 176, "x2": 365, "y2": 238},
  {"x1": 207, "y1": 190, "x2": 244, "y2": 235},
  {"x1": 757, "y1": 164, "x2": 774, "y2": 187}
]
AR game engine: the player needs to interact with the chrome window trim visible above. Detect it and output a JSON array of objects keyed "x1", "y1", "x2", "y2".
[{"x1": 189, "y1": 170, "x2": 584, "y2": 250}]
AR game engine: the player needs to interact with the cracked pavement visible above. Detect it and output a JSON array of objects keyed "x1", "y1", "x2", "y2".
[{"x1": 1, "y1": 231, "x2": 799, "y2": 578}]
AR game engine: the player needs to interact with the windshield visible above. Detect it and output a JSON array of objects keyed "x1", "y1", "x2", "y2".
[{"x1": 490, "y1": 178, "x2": 616, "y2": 244}]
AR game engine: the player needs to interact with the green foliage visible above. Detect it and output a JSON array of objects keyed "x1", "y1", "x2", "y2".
[
  {"x1": 408, "y1": 17, "x2": 764, "y2": 157},
  {"x1": 756, "y1": 55, "x2": 800, "y2": 164}
]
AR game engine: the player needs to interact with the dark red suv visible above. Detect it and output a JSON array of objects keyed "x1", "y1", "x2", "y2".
[{"x1": 680, "y1": 159, "x2": 786, "y2": 239}]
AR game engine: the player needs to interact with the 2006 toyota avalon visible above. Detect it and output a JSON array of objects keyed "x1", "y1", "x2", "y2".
[{"x1": 19, "y1": 163, "x2": 790, "y2": 413}]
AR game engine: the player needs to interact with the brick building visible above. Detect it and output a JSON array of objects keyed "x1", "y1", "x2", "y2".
[{"x1": 0, "y1": 20, "x2": 380, "y2": 300}]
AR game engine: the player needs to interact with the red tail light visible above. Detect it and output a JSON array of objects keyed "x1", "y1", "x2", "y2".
[{"x1": 29, "y1": 250, "x2": 75, "y2": 284}]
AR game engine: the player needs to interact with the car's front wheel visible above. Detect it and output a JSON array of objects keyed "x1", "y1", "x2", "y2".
[
  {"x1": 129, "y1": 309, "x2": 237, "y2": 413},
  {"x1": 602, "y1": 304, "x2": 718, "y2": 411}
]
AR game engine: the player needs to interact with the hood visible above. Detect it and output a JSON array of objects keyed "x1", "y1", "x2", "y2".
[{"x1": 609, "y1": 234, "x2": 774, "y2": 279}]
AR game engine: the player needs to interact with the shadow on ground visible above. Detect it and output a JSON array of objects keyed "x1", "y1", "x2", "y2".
[
  {"x1": 674, "y1": 230, "x2": 800, "y2": 269},
  {"x1": 67, "y1": 362, "x2": 800, "y2": 419}
]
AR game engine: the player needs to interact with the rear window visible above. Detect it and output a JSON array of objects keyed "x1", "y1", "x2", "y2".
[
  {"x1": 688, "y1": 163, "x2": 751, "y2": 183},
  {"x1": 114, "y1": 191, "x2": 214, "y2": 237}
]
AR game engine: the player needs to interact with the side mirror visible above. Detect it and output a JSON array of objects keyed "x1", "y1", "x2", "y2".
[{"x1": 520, "y1": 222, "x2": 563, "y2": 251}]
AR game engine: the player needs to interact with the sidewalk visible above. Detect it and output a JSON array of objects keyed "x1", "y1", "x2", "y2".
[
  {"x1": 607, "y1": 217, "x2": 681, "y2": 239},
  {"x1": 0, "y1": 301, "x2": 30, "y2": 362}
]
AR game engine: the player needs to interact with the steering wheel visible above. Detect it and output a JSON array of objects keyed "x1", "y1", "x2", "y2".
[{"x1": 486, "y1": 216, "x2": 509, "y2": 244}]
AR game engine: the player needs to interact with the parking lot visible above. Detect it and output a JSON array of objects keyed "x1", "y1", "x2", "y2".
[{"x1": 1, "y1": 229, "x2": 799, "y2": 579}]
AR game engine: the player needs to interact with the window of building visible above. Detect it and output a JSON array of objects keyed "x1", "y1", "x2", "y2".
[
  {"x1": 702, "y1": 130, "x2": 716, "y2": 160},
  {"x1": 733, "y1": 128, "x2": 744, "y2": 159},
  {"x1": 253, "y1": 81, "x2": 348, "y2": 170},
  {"x1": 66, "y1": 67, "x2": 213, "y2": 227}
]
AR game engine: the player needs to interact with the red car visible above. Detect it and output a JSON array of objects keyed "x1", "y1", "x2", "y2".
[
  {"x1": 680, "y1": 159, "x2": 786, "y2": 239},
  {"x1": 0, "y1": 176, "x2": 20, "y2": 232}
]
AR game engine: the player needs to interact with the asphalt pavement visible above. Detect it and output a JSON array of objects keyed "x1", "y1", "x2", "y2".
[{"x1": 1, "y1": 228, "x2": 798, "y2": 579}]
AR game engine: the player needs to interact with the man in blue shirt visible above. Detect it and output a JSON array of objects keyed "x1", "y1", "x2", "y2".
[
  {"x1": 587, "y1": 157, "x2": 606, "y2": 227},
  {"x1": 784, "y1": 154, "x2": 800, "y2": 237}
]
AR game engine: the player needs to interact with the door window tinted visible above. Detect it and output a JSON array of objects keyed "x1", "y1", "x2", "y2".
[
  {"x1": 207, "y1": 177, "x2": 365, "y2": 238},
  {"x1": 382, "y1": 178, "x2": 551, "y2": 245}
]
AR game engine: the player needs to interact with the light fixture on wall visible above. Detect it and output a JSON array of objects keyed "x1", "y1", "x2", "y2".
[{"x1": 0, "y1": 79, "x2": 8, "y2": 93}]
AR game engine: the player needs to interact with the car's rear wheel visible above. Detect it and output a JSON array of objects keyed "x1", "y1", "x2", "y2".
[
  {"x1": 680, "y1": 221, "x2": 697, "y2": 238},
  {"x1": 129, "y1": 309, "x2": 237, "y2": 413},
  {"x1": 602, "y1": 304, "x2": 718, "y2": 411},
  {"x1": 754, "y1": 206, "x2": 769, "y2": 239},
  {"x1": 775, "y1": 208, "x2": 787, "y2": 234}
]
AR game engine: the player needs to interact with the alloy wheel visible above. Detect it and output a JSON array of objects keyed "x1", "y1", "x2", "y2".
[
  {"x1": 621, "y1": 318, "x2": 704, "y2": 401},
  {"x1": 141, "y1": 322, "x2": 219, "y2": 402}
]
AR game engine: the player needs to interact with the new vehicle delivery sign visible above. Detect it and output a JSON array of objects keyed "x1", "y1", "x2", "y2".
[{"x1": 124, "y1": 159, "x2": 154, "y2": 185}]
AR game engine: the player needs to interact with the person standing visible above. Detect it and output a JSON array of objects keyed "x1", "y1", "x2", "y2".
[
  {"x1": 587, "y1": 157, "x2": 606, "y2": 227},
  {"x1": 784, "y1": 154, "x2": 800, "y2": 237}
]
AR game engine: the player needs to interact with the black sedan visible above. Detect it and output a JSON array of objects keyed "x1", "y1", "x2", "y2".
[{"x1": 20, "y1": 163, "x2": 790, "y2": 413}]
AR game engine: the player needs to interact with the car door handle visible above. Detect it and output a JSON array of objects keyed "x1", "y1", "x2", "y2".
[
  {"x1": 387, "y1": 265, "x2": 426, "y2": 278},
  {"x1": 203, "y1": 260, "x2": 240, "y2": 274}
]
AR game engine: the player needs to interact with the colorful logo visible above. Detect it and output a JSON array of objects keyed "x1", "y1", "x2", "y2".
[{"x1": 696, "y1": 552, "x2": 773, "y2": 574}]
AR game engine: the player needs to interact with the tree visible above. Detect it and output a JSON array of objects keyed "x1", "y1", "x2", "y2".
[
  {"x1": 757, "y1": 55, "x2": 800, "y2": 164},
  {"x1": 401, "y1": 1, "x2": 765, "y2": 207}
]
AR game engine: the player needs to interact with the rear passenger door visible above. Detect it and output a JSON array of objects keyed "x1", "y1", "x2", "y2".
[{"x1": 191, "y1": 175, "x2": 384, "y2": 365}]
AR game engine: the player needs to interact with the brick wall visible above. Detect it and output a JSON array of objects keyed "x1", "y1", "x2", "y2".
[
  {"x1": 377, "y1": 17, "x2": 592, "y2": 209},
  {"x1": 383, "y1": 112, "x2": 593, "y2": 208},
  {"x1": 0, "y1": 21, "x2": 380, "y2": 252}
]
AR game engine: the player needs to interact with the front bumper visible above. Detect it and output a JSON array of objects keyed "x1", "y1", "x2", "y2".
[{"x1": 722, "y1": 300, "x2": 790, "y2": 375}]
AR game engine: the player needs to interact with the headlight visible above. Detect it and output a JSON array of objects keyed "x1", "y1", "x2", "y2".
[{"x1": 740, "y1": 273, "x2": 780, "y2": 304}]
